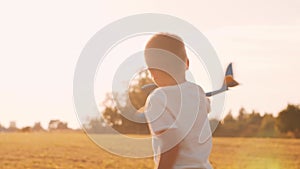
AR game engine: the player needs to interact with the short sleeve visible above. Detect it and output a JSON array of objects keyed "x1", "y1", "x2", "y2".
[{"x1": 144, "y1": 90, "x2": 177, "y2": 135}]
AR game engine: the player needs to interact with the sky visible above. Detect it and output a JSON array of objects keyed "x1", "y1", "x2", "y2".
[{"x1": 0, "y1": 0, "x2": 299, "y2": 129}]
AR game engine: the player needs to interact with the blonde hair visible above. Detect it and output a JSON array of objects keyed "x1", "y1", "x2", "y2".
[
  {"x1": 145, "y1": 33, "x2": 187, "y2": 61},
  {"x1": 144, "y1": 33, "x2": 188, "y2": 81}
]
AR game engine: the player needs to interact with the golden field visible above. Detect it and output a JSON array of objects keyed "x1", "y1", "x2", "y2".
[{"x1": 0, "y1": 133, "x2": 299, "y2": 169}]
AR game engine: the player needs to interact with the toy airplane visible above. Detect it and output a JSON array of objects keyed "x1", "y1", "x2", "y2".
[{"x1": 142, "y1": 63, "x2": 239, "y2": 97}]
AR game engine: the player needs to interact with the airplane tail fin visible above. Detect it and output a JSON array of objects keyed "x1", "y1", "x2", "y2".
[{"x1": 223, "y1": 63, "x2": 239, "y2": 88}]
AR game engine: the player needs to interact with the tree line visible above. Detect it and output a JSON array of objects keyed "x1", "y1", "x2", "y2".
[
  {"x1": 211, "y1": 104, "x2": 300, "y2": 138},
  {"x1": 85, "y1": 70, "x2": 300, "y2": 138},
  {"x1": 0, "y1": 120, "x2": 74, "y2": 132},
  {"x1": 86, "y1": 102, "x2": 300, "y2": 138}
]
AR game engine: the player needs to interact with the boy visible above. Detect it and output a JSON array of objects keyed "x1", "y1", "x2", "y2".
[{"x1": 144, "y1": 33, "x2": 213, "y2": 169}]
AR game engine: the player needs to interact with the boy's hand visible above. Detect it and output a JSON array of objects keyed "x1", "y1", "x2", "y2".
[{"x1": 206, "y1": 98, "x2": 211, "y2": 113}]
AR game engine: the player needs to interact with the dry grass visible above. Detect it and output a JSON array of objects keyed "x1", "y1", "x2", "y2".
[
  {"x1": 0, "y1": 133, "x2": 299, "y2": 169},
  {"x1": 211, "y1": 137, "x2": 300, "y2": 169}
]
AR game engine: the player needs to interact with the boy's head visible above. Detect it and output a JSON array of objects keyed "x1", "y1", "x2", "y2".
[{"x1": 144, "y1": 33, "x2": 189, "y2": 86}]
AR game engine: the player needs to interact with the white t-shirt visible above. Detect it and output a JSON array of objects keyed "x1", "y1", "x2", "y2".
[{"x1": 145, "y1": 81, "x2": 213, "y2": 169}]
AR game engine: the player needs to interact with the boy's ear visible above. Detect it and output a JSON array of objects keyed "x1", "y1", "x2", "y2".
[{"x1": 186, "y1": 58, "x2": 190, "y2": 70}]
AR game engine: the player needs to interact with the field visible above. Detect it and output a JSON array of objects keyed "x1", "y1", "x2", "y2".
[{"x1": 0, "y1": 133, "x2": 299, "y2": 169}]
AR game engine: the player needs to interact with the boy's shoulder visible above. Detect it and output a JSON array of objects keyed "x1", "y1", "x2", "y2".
[
  {"x1": 146, "y1": 81, "x2": 206, "y2": 107},
  {"x1": 145, "y1": 87, "x2": 166, "y2": 107},
  {"x1": 161, "y1": 81, "x2": 205, "y2": 95}
]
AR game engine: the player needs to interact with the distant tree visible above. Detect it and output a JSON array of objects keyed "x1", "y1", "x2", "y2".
[
  {"x1": 259, "y1": 114, "x2": 277, "y2": 137},
  {"x1": 85, "y1": 118, "x2": 115, "y2": 133},
  {"x1": 128, "y1": 70, "x2": 153, "y2": 110},
  {"x1": 238, "y1": 108, "x2": 248, "y2": 121},
  {"x1": 7, "y1": 121, "x2": 18, "y2": 132},
  {"x1": 32, "y1": 122, "x2": 45, "y2": 132},
  {"x1": 248, "y1": 111, "x2": 262, "y2": 125},
  {"x1": 48, "y1": 120, "x2": 69, "y2": 131},
  {"x1": 9, "y1": 121, "x2": 16, "y2": 128},
  {"x1": 21, "y1": 126, "x2": 32, "y2": 132},
  {"x1": 241, "y1": 111, "x2": 263, "y2": 137},
  {"x1": 214, "y1": 112, "x2": 239, "y2": 137},
  {"x1": 276, "y1": 104, "x2": 300, "y2": 138},
  {"x1": 57, "y1": 122, "x2": 68, "y2": 130},
  {"x1": 99, "y1": 70, "x2": 152, "y2": 134},
  {"x1": 0, "y1": 123, "x2": 6, "y2": 132},
  {"x1": 223, "y1": 111, "x2": 235, "y2": 123},
  {"x1": 236, "y1": 108, "x2": 253, "y2": 136},
  {"x1": 100, "y1": 93, "x2": 150, "y2": 134},
  {"x1": 102, "y1": 106, "x2": 122, "y2": 126}
]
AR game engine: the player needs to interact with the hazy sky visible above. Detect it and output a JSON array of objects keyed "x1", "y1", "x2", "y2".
[{"x1": 0, "y1": 0, "x2": 299, "y2": 128}]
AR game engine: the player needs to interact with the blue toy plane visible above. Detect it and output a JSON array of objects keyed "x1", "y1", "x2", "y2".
[{"x1": 142, "y1": 63, "x2": 239, "y2": 97}]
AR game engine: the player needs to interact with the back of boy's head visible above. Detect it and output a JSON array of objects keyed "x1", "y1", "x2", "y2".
[
  {"x1": 144, "y1": 33, "x2": 188, "y2": 80},
  {"x1": 145, "y1": 33, "x2": 187, "y2": 61}
]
